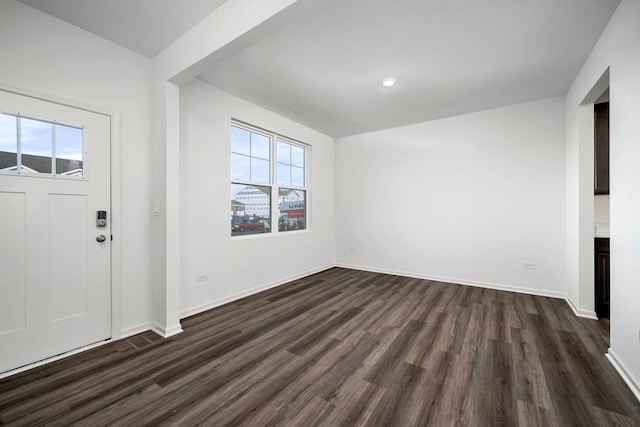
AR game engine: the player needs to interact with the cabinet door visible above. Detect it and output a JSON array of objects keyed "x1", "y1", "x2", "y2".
[
  {"x1": 594, "y1": 238, "x2": 610, "y2": 319},
  {"x1": 594, "y1": 102, "x2": 609, "y2": 195}
]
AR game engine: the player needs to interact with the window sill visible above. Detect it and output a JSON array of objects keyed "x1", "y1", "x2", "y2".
[{"x1": 230, "y1": 229, "x2": 310, "y2": 241}]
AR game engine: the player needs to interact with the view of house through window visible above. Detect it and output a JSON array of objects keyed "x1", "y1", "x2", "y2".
[
  {"x1": 278, "y1": 188, "x2": 305, "y2": 231},
  {"x1": 231, "y1": 122, "x2": 307, "y2": 236},
  {"x1": 0, "y1": 112, "x2": 84, "y2": 177}
]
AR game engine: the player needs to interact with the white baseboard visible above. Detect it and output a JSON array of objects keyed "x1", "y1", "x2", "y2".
[
  {"x1": 564, "y1": 297, "x2": 599, "y2": 320},
  {"x1": 151, "y1": 323, "x2": 183, "y2": 338},
  {"x1": 335, "y1": 263, "x2": 567, "y2": 299},
  {"x1": 122, "y1": 322, "x2": 183, "y2": 339},
  {"x1": 120, "y1": 322, "x2": 153, "y2": 339},
  {"x1": 180, "y1": 264, "x2": 335, "y2": 319},
  {"x1": 606, "y1": 349, "x2": 640, "y2": 403}
]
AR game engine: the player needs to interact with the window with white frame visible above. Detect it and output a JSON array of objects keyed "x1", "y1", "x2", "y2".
[
  {"x1": 0, "y1": 111, "x2": 84, "y2": 178},
  {"x1": 230, "y1": 122, "x2": 307, "y2": 236}
]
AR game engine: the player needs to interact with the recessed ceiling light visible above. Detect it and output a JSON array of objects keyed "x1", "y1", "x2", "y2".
[{"x1": 382, "y1": 78, "x2": 396, "y2": 87}]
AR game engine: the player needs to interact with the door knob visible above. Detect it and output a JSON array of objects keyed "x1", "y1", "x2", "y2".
[{"x1": 96, "y1": 234, "x2": 106, "y2": 243}]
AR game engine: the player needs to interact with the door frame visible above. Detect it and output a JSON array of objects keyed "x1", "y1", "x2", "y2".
[
  {"x1": 0, "y1": 82, "x2": 122, "y2": 372},
  {"x1": 571, "y1": 68, "x2": 610, "y2": 319}
]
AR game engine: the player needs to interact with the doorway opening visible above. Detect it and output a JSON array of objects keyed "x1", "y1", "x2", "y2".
[
  {"x1": 575, "y1": 67, "x2": 610, "y2": 340},
  {"x1": 593, "y1": 88, "x2": 610, "y2": 321}
]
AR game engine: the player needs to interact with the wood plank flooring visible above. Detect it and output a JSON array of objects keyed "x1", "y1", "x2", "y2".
[{"x1": 1, "y1": 267, "x2": 638, "y2": 426}]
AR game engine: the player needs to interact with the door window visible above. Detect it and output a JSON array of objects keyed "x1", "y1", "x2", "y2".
[{"x1": 0, "y1": 112, "x2": 85, "y2": 178}]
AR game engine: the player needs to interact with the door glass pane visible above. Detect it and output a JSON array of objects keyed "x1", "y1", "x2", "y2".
[
  {"x1": 231, "y1": 153, "x2": 250, "y2": 181},
  {"x1": 20, "y1": 117, "x2": 52, "y2": 173},
  {"x1": 55, "y1": 124, "x2": 83, "y2": 176},
  {"x1": 231, "y1": 126, "x2": 250, "y2": 155},
  {"x1": 0, "y1": 113, "x2": 17, "y2": 171},
  {"x1": 251, "y1": 132, "x2": 270, "y2": 160}
]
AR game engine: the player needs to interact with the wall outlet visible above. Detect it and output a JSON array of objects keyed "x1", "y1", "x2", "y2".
[
  {"x1": 523, "y1": 262, "x2": 536, "y2": 270},
  {"x1": 197, "y1": 273, "x2": 209, "y2": 282},
  {"x1": 349, "y1": 246, "x2": 356, "y2": 253}
]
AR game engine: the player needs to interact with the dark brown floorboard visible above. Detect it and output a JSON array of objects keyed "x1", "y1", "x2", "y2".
[{"x1": 0, "y1": 267, "x2": 638, "y2": 426}]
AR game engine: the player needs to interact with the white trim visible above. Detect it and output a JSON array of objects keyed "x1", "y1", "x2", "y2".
[
  {"x1": 335, "y1": 263, "x2": 567, "y2": 299},
  {"x1": 606, "y1": 349, "x2": 640, "y2": 403},
  {"x1": 151, "y1": 323, "x2": 183, "y2": 338},
  {"x1": 109, "y1": 112, "x2": 122, "y2": 340},
  {"x1": 0, "y1": 83, "x2": 118, "y2": 117},
  {"x1": 120, "y1": 322, "x2": 153, "y2": 339},
  {"x1": 564, "y1": 296, "x2": 599, "y2": 320},
  {"x1": 0, "y1": 82, "x2": 122, "y2": 341},
  {"x1": 180, "y1": 264, "x2": 335, "y2": 319},
  {"x1": 0, "y1": 339, "x2": 110, "y2": 380}
]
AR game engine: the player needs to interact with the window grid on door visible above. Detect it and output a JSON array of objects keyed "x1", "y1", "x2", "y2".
[{"x1": 0, "y1": 111, "x2": 85, "y2": 179}]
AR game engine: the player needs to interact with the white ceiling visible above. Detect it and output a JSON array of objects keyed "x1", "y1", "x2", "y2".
[
  {"x1": 199, "y1": 0, "x2": 619, "y2": 137},
  {"x1": 18, "y1": 0, "x2": 619, "y2": 137},
  {"x1": 17, "y1": 0, "x2": 228, "y2": 58}
]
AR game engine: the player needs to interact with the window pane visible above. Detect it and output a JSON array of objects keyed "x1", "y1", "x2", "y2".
[
  {"x1": 0, "y1": 113, "x2": 17, "y2": 171},
  {"x1": 231, "y1": 184, "x2": 271, "y2": 236},
  {"x1": 21, "y1": 117, "x2": 52, "y2": 173},
  {"x1": 291, "y1": 145, "x2": 305, "y2": 167},
  {"x1": 291, "y1": 166, "x2": 305, "y2": 187},
  {"x1": 251, "y1": 157, "x2": 270, "y2": 183},
  {"x1": 277, "y1": 163, "x2": 291, "y2": 186},
  {"x1": 55, "y1": 124, "x2": 83, "y2": 176},
  {"x1": 277, "y1": 140, "x2": 290, "y2": 164},
  {"x1": 278, "y1": 188, "x2": 305, "y2": 232},
  {"x1": 231, "y1": 126, "x2": 250, "y2": 155},
  {"x1": 251, "y1": 132, "x2": 270, "y2": 160},
  {"x1": 231, "y1": 153, "x2": 250, "y2": 181}
]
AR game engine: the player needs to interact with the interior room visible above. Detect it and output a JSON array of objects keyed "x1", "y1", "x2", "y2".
[{"x1": 0, "y1": 0, "x2": 639, "y2": 424}]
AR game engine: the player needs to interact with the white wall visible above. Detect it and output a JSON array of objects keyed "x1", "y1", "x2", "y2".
[
  {"x1": 336, "y1": 97, "x2": 567, "y2": 296},
  {"x1": 565, "y1": 0, "x2": 640, "y2": 397},
  {"x1": 0, "y1": 1, "x2": 153, "y2": 335},
  {"x1": 179, "y1": 79, "x2": 335, "y2": 316},
  {"x1": 150, "y1": 0, "x2": 307, "y2": 335}
]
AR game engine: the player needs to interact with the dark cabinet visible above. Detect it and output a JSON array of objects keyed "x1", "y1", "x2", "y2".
[
  {"x1": 594, "y1": 102, "x2": 609, "y2": 195},
  {"x1": 595, "y1": 238, "x2": 610, "y2": 319}
]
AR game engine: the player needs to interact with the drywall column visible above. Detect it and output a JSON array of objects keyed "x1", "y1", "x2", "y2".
[
  {"x1": 149, "y1": 0, "x2": 315, "y2": 334},
  {"x1": 577, "y1": 104, "x2": 596, "y2": 315},
  {"x1": 150, "y1": 78, "x2": 182, "y2": 337},
  {"x1": 566, "y1": 69, "x2": 608, "y2": 318},
  {"x1": 165, "y1": 82, "x2": 181, "y2": 334},
  {"x1": 608, "y1": 29, "x2": 640, "y2": 399},
  {"x1": 565, "y1": 0, "x2": 640, "y2": 400}
]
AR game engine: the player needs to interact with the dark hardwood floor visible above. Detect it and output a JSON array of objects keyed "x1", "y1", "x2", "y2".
[{"x1": 1, "y1": 267, "x2": 638, "y2": 426}]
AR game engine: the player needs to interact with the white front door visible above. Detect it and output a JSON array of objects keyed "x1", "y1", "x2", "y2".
[{"x1": 0, "y1": 89, "x2": 111, "y2": 373}]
